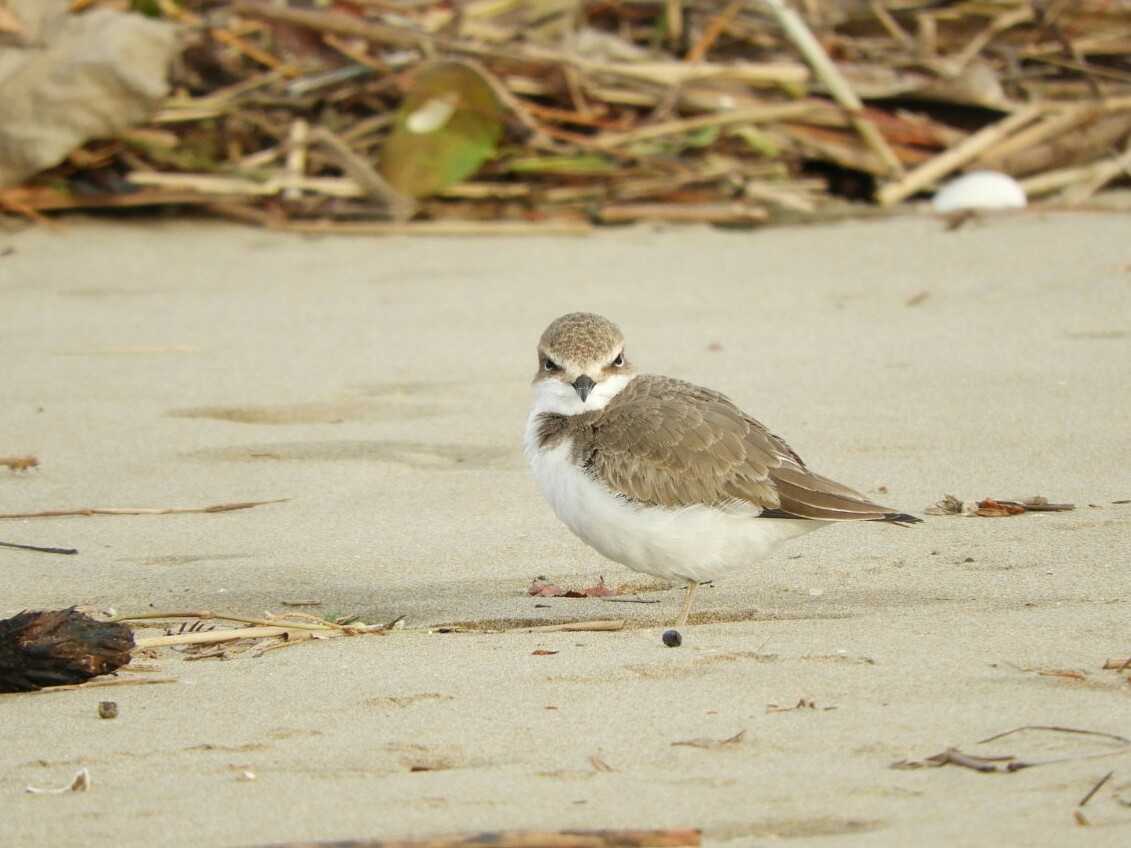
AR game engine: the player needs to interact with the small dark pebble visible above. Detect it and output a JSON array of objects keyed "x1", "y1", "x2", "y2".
[
  {"x1": 661, "y1": 629, "x2": 682, "y2": 648},
  {"x1": 98, "y1": 701, "x2": 118, "y2": 719}
]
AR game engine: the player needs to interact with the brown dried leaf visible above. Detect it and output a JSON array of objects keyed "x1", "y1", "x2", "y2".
[
  {"x1": 976, "y1": 498, "x2": 1026, "y2": 517},
  {"x1": 531, "y1": 649, "x2": 558, "y2": 656}
]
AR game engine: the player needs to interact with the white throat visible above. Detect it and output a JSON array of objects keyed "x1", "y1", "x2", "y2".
[{"x1": 529, "y1": 373, "x2": 635, "y2": 417}]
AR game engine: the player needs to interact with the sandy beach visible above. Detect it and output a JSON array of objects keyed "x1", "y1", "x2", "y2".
[{"x1": 2, "y1": 211, "x2": 1129, "y2": 846}]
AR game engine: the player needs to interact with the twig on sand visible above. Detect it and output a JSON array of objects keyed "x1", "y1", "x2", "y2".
[
  {"x1": 8, "y1": 676, "x2": 177, "y2": 696},
  {"x1": 112, "y1": 609, "x2": 356, "y2": 632},
  {"x1": 133, "y1": 620, "x2": 394, "y2": 650},
  {"x1": 0, "y1": 499, "x2": 288, "y2": 519},
  {"x1": 123, "y1": 609, "x2": 400, "y2": 656},
  {"x1": 0, "y1": 540, "x2": 78, "y2": 555},
  {"x1": 434, "y1": 619, "x2": 626, "y2": 634},
  {"x1": 520, "y1": 620, "x2": 625, "y2": 633},
  {"x1": 248, "y1": 829, "x2": 701, "y2": 848},
  {"x1": 1078, "y1": 770, "x2": 1114, "y2": 807},
  {"x1": 135, "y1": 626, "x2": 304, "y2": 649},
  {"x1": 977, "y1": 726, "x2": 1130, "y2": 746},
  {"x1": 894, "y1": 725, "x2": 1131, "y2": 773}
]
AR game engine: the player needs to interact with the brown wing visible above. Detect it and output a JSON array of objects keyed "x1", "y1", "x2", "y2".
[{"x1": 584, "y1": 375, "x2": 911, "y2": 522}]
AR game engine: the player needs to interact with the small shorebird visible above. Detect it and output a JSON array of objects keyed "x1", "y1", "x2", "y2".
[{"x1": 524, "y1": 312, "x2": 919, "y2": 628}]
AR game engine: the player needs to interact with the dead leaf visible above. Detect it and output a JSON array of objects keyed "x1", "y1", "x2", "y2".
[
  {"x1": 672, "y1": 729, "x2": 746, "y2": 750},
  {"x1": 531, "y1": 649, "x2": 558, "y2": 656},
  {"x1": 926, "y1": 494, "x2": 1075, "y2": 517},
  {"x1": 976, "y1": 498, "x2": 1026, "y2": 517}
]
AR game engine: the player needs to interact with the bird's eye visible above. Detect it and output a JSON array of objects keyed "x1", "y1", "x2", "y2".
[
  {"x1": 612, "y1": 352, "x2": 625, "y2": 367},
  {"x1": 543, "y1": 358, "x2": 559, "y2": 372}
]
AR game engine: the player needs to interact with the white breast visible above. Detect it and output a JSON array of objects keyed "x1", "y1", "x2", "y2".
[{"x1": 523, "y1": 412, "x2": 825, "y2": 585}]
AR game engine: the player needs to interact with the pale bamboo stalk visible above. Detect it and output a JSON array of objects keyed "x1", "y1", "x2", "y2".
[
  {"x1": 869, "y1": 1, "x2": 912, "y2": 48},
  {"x1": 283, "y1": 119, "x2": 309, "y2": 201},
  {"x1": 761, "y1": 0, "x2": 904, "y2": 176},
  {"x1": 953, "y1": 6, "x2": 1033, "y2": 70},
  {"x1": 1020, "y1": 163, "x2": 1103, "y2": 196},
  {"x1": 571, "y1": 58, "x2": 809, "y2": 88},
  {"x1": 976, "y1": 106, "x2": 1095, "y2": 167},
  {"x1": 1058, "y1": 141, "x2": 1131, "y2": 205},
  {"x1": 135, "y1": 626, "x2": 295, "y2": 649},
  {"x1": 878, "y1": 106, "x2": 1043, "y2": 206},
  {"x1": 521, "y1": 619, "x2": 626, "y2": 633},
  {"x1": 666, "y1": 0, "x2": 683, "y2": 46}
]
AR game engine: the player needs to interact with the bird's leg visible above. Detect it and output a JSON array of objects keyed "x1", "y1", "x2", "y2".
[{"x1": 674, "y1": 581, "x2": 699, "y2": 627}]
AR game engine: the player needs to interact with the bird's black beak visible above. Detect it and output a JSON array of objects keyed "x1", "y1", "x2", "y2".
[{"x1": 572, "y1": 375, "x2": 595, "y2": 402}]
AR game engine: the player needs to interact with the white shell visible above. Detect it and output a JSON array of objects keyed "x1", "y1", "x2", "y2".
[{"x1": 932, "y1": 170, "x2": 1027, "y2": 213}]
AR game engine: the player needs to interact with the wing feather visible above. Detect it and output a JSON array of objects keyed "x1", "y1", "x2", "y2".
[{"x1": 584, "y1": 375, "x2": 910, "y2": 522}]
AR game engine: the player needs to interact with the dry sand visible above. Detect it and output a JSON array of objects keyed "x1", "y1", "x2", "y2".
[{"x1": 1, "y1": 212, "x2": 1129, "y2": 846}]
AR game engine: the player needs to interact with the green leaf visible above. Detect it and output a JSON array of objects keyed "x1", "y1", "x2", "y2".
[
  {"x1": 379, "y1": 62, "x2": 505, "y2": 198},
  {"x1": 505, "y1": 155, "x2": 618, "y2": 175}
]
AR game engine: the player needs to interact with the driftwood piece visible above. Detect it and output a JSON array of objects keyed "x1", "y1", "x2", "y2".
[
  {"x1": 251, "y1": 830, "x2": 701, "y2": 848},
  {"x1": 0, "y1": 609, "x2": 134, "y2": 693}
]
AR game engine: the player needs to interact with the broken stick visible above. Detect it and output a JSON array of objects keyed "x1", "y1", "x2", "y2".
[{"x1": 0, "y1": 498, "x2": 288, "y2": 520}]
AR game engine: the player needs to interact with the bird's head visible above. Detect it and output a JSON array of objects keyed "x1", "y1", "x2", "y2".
[{"x1": 532, "y1": 312, "x2": 636, "y2": 415}]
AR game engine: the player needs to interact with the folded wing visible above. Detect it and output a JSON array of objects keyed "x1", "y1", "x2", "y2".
[{"x1": 584, "y1": 376, "x2": 915, "y2": 523}]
